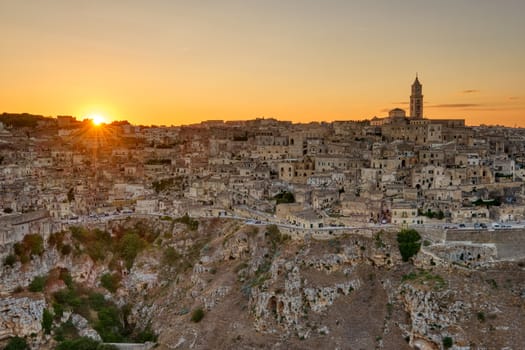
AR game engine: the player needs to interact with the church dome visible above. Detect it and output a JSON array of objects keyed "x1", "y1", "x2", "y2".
[{"x1": 389, "y1": 108, "x2": 406, "y2": 118}]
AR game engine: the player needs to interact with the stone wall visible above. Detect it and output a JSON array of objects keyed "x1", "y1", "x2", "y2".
[
  {"x1": 280, "y1": 226, "x2": 382, "y2": 240},
  {"x1": 445, "y1": 228, "x2": 525, "y2": 259},
  {"x1": 424, "y1": 242, "x2": 497, "y2": 267}
]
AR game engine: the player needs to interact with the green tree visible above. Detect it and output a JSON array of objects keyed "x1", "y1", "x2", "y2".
[
  {"x1": 25, "y1": 234, "x2": 44, "y2": 256},
  {"x1": 442, "y1": 336, "x2": 453, "y2": 349},
  {"x1": 28, "y1": 275, "x2": 47, "y2": 292},
  {"x1": 163, "y1": 247, "x2": 182, "y2": 265},
  {"x1": 397, "y1": 229, "x2": 422, "y2": 262},
  {"x1": 42, "y1": 309, "x2": 53, "y2": 334},
  {"x1": 14, "y1": 234, "x2": 44, "y2": 263},
  {"x1": 118, "y1": 233, "x2": 144, "y2": 269},
  {"x1": 191, "y1": 307, "x2": 205, "y2": 323},
  {"x1": 4, "y1": 337, "x2": 29, "y2": 350},
  {"x1": 88, "y1": 292, "x2": 107, "y2": 311},
  {"x1": 94, "y1": 306, "x2": 125, "y2": 342},
  {"x1": 100, "y1": 273, "x2": 121, "y2": 293},
  {"x1": 273, "y1": 191, "x2": 295, "y2": 204},
  {"x1": 59, "y1": 269, "x2": 74, "y2": 289},
  {"x1": 3, "y1": 254, "x2": 16, "y2": 267},
  {"x1": 134, "y1": 326, "x2": 157, "y2": 342}
]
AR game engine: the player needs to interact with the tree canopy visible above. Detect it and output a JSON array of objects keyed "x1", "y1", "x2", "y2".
[{"x1": 397, "y1": 229, "x2": 422, "y2": 262}]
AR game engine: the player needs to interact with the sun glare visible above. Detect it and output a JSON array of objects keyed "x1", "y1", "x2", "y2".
[{"x1": 90, "y1": 114, "x2": 106, "y2": 126}]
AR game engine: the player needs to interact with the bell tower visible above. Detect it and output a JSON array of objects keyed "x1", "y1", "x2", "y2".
[{"x1": 410, "y1": 74, "x2": 423, "y2": 119}]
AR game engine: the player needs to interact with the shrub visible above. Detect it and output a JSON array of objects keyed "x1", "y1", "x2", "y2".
[
  {"x1": 273, "y1": 191, "x2": 295, "y2": 204},
  {"x1": 53, "y1": 320, "x2": 78, "y2": 342},
  {"x1": 48, "y1": 231, "x2": 65, "y2": 249},
  {"x1": 53, "y1": 288, "x2": 81, "y2": 308},
  {"x1": 175, "y1": 214, "x2": 199, "y2": 231},
  {"x1": 94, "y1": 305, "x2": 125, "y2": 342},
  {"x1": 86, "y1": 240, "x2": 109, "y2": 262},
  {"x1": 487, "y1": 278, "x2": 498, "y2": 289},
  {"x1": 59, "y1": 269, "x2": 74, "y2": 289},
  {"x1": 24, "y1": 234, "x2": 44, "y2": 256},
  {"x1": 477, "y1": 311, "x2": 485, "y2": 322},
  {"x1": 191, "y1": 307, "x2": 205, "y2": 322},
  {"x1": 4, "y1": 254, "x2": 17, "y2": 267},
  {"x1": 374, "y1": 231, "x2": 385, "y2": 248},
  {"x1": 247, "y1": 226, "x2": 259, "y2": 237},
  {"x1": 81, "y1": 229, "x2": 113, "y2": 262},
  {"x1": 55, "y1": 337, "x2": 118, "y2": 350},
  {"x1": 117, "y1": 233, "x2": 144, "y2": 269},
  {"x1": 14, "y1": 234, "x2": 44, "y2": 262},
  {"x1": 28, "y1": 275, "x2": 47, "y2": 292},
  {"x1": 60, "y1": 244, "x2": 72, "y2": 255},
  {"x1": 53, "y1": 302, "x2": 64, "y2": 321},
  {"x1": 442, "y1": 336, "x2": 453, "y2": 349},
  {"x1": 42, "y1": 309, "x2": 53, "y2": 334},
  {"x1": 100, "y1": 273, "x2": 121, "y2": 293},
  {"x1": 4, "y1": 336, "x2": 29, "y2": 350},
  {"x1": 266, "y1": 225, "x2": 290, "y2": 248},
  {"x1": 401, "y1": 269, "x2": 446, "y2": 289},
  {"x1": 397, "y1": 229, "x2": 421, "y2": 262},
  {"x1": 88, "y1": 292, "x2": 107, "y2": 311},
  {"x1": 134, "y1": 326, "x2": 157, "y2": 342},
  {"x1": 70, "y1": 226, "x2": 89, "y2": 242},
  {"x1": 163, "y1": 247, "x2": 182, "y2": 265}
]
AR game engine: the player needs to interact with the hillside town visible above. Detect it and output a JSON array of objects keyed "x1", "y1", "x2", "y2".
[
  {"x1": 2, "y1": 78, "x2": 525, "y2": 350},
  {"x1": 2, "y1": 77, "x2": 525, "y2": 245}
]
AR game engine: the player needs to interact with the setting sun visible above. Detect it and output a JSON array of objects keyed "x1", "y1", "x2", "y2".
[{"x1": 89, "y1": 114, "x2": 106, "y2": 126}]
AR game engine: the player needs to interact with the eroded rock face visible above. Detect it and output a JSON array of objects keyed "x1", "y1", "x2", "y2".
[
  {"x1": 0, "y1": 295, "x2": 45, "y2": 340},
  {"x1": 121, "y1": 255, "x2": 160, "y2": 298},
  {"x1": 249, "y1": 254, "x2": 363, "y2": 337},
  {"x1": 303, "y1": 280, "x2": 360, "y2": 313},
  {"x1": 2, "y1": 219, "x2": 524, "y2": 349},
  {"x1": 70, "y1": 313, "x2": 102, "y2": 341},
  {"x1": 0, "y1": 248, "x2": 104, "y2": 294},
  {"x1": 397, "y1": 283, "x2": 470, "y2": 347}
]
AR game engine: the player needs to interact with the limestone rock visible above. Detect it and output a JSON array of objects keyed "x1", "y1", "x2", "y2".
[
  {"x1": 0, "y1": 295, "x2": 45, "y2": 340},
  {"x1": 70, "y1": 313, "x2": 102, "y2": 341}
]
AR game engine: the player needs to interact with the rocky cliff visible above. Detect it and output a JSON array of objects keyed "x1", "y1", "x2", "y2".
[{"x1": 1, "y1": 218, "x2": 524, "y2": 349}]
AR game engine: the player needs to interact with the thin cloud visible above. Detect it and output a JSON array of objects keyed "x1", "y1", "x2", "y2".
[
  {"x1": 462, "y1": 106, "x2": 525, "y2": 112},
  {"x1": 461, "y1": 89, "x2": 480, "y2": 94},
  {"x1": 508, "y1": 96, "x2": 520, "y2": 100},
  {"x1": 391, "y1": 101, "x2": 409, "y2": 105},
  {"x1": 428, "y1": 103, "x2": 481, "y2": 108}
]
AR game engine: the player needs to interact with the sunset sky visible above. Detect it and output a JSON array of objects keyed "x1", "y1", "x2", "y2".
[{"x1": 1, "y1": 0, "x2": 524, "y2": 126}]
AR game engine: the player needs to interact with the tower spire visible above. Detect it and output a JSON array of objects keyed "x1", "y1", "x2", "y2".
[{"x1": 410, "y1": 75, "x2": 423, "y2": 118}]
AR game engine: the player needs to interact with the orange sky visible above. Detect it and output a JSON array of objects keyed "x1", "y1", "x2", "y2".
[{"x1": 1, "y1": 1, "x2": 524, "y2": 127}]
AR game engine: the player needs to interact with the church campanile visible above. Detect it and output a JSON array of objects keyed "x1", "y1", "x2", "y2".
[{"x1": 410, "y1": 75, "x2": 423, "y2": 118}]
